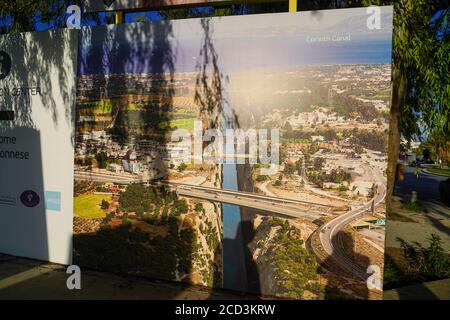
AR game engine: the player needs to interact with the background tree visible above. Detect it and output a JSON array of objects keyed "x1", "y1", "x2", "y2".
[
  {"x1": 0, "y1": 1, "x2": 73, "y2": 34},
  {"x1": 422, "y1": 148, "x2": 431, "y2": 161},
  {"x1": 283, "y1": 121, "x2": 293, "y2": 133},
  {"x1": 101, "y1": 199, "x2": 110, "y2": 210},
  {"x1": 177, "y1": 162, "x2": 187, "y2": 172},
  {"x1": 313, "y1": 157, "x2": 326, "y2": 171},
  {"x1": 424, "y1": 129, "x2": 450, "y2": 165},
  {"x1": 356, "y1": 0, "x2": 449, "y2": 207}
]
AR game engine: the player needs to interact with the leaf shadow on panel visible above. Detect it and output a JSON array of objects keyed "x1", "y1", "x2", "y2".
[
  {"x1": 0, "y1": 29, "x2": 76, "y2": 290},
  {"x1": 72, "y1": 17, "x2": 238, "y2": 298}
]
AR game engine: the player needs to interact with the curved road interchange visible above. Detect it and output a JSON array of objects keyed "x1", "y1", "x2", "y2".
[{"x1": 318, "y1": 168, "x2": 386, "y2": 280}]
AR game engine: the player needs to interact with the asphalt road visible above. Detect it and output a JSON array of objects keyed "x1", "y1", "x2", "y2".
[
  {"x1": 75, "y1": 171, "x2": 139, "y2": 183},
  {"x1": 176, "y1": 188, "x2": 327, "y2": 220},
  {"x1": 385, "y1": 166, "x2": 450, "y2": 251},
  {"x1": 170, "y1": 182, "x2": 332, "y2": 207},
  {"x1": 395, "y1": 166, "x2": 448, "y2": 202},
  {"x1": 318, "y1": 167, "x2": 386, "y2": 280}
]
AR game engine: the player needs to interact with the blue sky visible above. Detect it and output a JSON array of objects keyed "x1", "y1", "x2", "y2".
[{"x1": 78, "y1": 7, "x2": 393, "y2": 75}]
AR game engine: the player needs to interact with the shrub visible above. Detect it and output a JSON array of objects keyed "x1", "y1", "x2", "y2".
[
  {"x1": 398, "y1": 234, "x2": 450, "y2": 281},
  {"x1": 101, "y1": 199, "x2": 110, "y2": 210}
]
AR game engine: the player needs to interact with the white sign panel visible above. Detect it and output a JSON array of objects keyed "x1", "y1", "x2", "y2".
[{"x1": 0, "y1": 29, "x2": 77, "y2": 264}]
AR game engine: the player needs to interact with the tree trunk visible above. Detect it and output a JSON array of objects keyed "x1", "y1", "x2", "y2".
[{"x1": 386, "y1": 65, "x2": 406, "y2": 210}]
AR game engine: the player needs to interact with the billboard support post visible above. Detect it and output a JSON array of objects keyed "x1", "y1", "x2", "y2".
[
  {"x1": 110, "y1": 1, "x2": 298, "y2": 25},
  {"x1": 289, "y1": 0, "x2": 297, "y2": 12},
  {"x1": 115, "y1": 11, "x2": 124, "y2": 24}
]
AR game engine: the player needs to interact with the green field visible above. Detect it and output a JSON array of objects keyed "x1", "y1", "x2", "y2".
[
  {"x1": 77, "y1": 101, "x2": 142, "y2": 114},
  {"x1": 427, "y1": 167, "x2": 450, "y2": 177},
  {"x1": 159, "y1": 118, "x2": 196, "y2": 131},
  {"x1": 74, "y1": 194, "x2": 112, "y2": 219}
]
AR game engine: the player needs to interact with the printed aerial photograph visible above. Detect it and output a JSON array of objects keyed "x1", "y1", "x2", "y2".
[{"x1": 72, "y1": 8, "x2": 393, "y2": 300}]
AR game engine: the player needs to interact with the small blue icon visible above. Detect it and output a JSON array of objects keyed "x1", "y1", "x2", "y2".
[{"x1": 45, "y1": 191, "x2": 61, "y2": 212}]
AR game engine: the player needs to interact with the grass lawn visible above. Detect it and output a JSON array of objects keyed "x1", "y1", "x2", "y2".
[
  {"x1": 77, "y1": 100, "x2": 142, "y2": 114},
  {"x1": 427, "y1": 167, "x2": 450, "y2": 177},
  {"x1": 159, "y1": 118, "x2": 196, "y2": 131},
  {"x1": 74, "y1": 194, "x2": 112, "y2": 219}
]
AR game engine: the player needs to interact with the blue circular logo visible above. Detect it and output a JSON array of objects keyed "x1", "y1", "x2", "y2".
[{"x1": 20, "y1": 190, "x2": 40, "y2": 208}]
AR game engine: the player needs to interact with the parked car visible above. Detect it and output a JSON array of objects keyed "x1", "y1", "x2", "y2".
[
  {"x1": 439, "y1": 178, "x2": 450, "y2": 205},
  {"x1": 410, "y1": 160, "x2": 419, "y2": 167},
  {"x1": 411, "y1": 158, "x2": 435, "y2": 167}
]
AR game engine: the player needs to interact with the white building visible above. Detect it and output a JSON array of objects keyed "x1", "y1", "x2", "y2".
[
  {"x1": 107, "y1": 163, "x2": 122, "y2": 173},
  {"x1": 122, "y1": 160, "x2": 140, "y2": 174},
  {"x1": 311, "y1": 135, "x2": 325, "y2": 142}
]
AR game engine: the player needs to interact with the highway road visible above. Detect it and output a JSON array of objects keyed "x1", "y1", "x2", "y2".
[
  {"x1": 75, "y1": 171, "x2": 141, "y2": 183},
  {"x1": 318, "y1": 167, "x2": 386, "y2": 280},
  {"x1": 166, "y1": 181, "x2": 333, "y2": 208},
  {"x1": 172, "y1": 183, "x2": 331, "y2": 220},
  {"x1": 75, "y1": 170, "x2": 334, "y2": 219},
  {"x1": 77, "y1": 166, "x2": 389, "y2": 278},
  {"x1": 76, "y1": 167, "x2": 387, "y2": 280}
]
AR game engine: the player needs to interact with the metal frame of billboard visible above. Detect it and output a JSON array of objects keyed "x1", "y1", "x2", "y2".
[{"x1": 83, "y1": 0, "x2": 297, "y2": 14}]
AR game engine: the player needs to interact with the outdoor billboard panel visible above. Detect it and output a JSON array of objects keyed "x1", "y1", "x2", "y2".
[
  {"x1": 74, "y1": 7, "x2": 393, "y2": 299},
  {"x1": 0, "y1": 29, "x2": 78, "y2": 265}
]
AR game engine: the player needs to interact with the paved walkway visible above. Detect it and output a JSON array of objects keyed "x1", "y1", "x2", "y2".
[
  {"x1": 386, "y1": 167, "x2": 450, "y2": 251},
  {"x1": 384, "y1": 278, "x2": 450, "y2": 300},
  {"x1": 0, "y1": 254, "x2": 251, "y2": 300}
]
